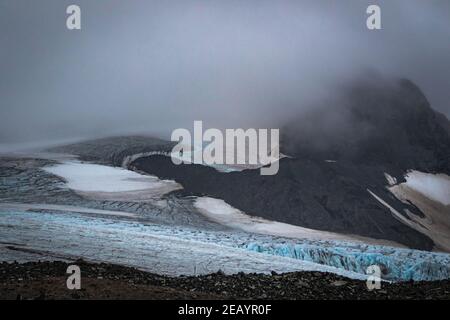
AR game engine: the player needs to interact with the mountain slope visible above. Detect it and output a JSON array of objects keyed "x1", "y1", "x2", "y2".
[{"x1": 133, "y1": 77, "x2": 450, "y2": 251}]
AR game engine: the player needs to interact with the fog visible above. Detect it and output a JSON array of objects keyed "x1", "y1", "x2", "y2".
[{"x1": 1, "y1": 0, "x2": 450, "y2": 148}]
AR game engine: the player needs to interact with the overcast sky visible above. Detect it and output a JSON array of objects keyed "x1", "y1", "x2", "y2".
[{"x1": 1, "y1": 0, "x2": 449, "y2": 147}]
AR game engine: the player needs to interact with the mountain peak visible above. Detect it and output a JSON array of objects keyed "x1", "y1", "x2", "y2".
[{"x1": 282, "y1": 77, "x2": 450, "y2": 174}]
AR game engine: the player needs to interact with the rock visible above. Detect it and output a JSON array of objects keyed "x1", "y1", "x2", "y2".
[
  {"x1": 1, "y1": 258, "x2": 450, "y2": 300},
  {"x1": 332, "y1": 280, "x2": 348, "y2": 287}
]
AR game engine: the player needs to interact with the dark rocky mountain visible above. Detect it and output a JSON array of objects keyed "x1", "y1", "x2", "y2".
[
  {"x1": 282, "y1": 77, "x2": 450, "y2": 174},
  {"x1": 133, "y1": 77, "x2": 450, "y2": 251}
]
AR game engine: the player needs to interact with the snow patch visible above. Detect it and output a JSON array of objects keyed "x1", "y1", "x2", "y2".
[
  {"x1": 403, "y1": 171, "x2": 450, "y2": 206},
  {"x1": 384, "y1": 173, "x2": 397, "y2": 186},
  {"x1": 44, "y1": 161, "x2": 181, "y2": 196},
  {"x1": 194, "y1": 197, "x2": 401, "y2": 246}
]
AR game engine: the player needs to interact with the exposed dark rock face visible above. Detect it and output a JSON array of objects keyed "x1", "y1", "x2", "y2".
[
  {"x1": 133, "y1": 155, "x2": 433, "y2": 250},
  {"x1": 133, "y1": 78, "x2": 450, "y2": 251}
]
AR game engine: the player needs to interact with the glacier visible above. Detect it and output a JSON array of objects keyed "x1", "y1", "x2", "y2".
[
  {"x1": 0, "y1": 208, "x2": 368, "y2": 279},
  {"x1": 2, "y1": 153, "x2": 450, "y2": 283},
  {"x1": 243, "y1": 241, "x2": 450, "y2": 281},
  {"x1": 195, "y1": 196, "x2": 450, "y2": 281},
  {"x1": 1, "y1": 205, "x2": 450, "y2": 281}
]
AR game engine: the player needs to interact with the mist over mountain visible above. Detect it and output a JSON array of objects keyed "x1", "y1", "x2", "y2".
[
  {"x1": 1, "y1": 1, "x2": 450, "y2": 147},
  {"x1": 282, "y1": 75, "x2": 450, "y2": 174}
]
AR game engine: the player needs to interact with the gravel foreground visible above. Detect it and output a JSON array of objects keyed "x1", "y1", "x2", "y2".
[{"x1": 1, "y1": 260, "x2": 449, "y2": 300}]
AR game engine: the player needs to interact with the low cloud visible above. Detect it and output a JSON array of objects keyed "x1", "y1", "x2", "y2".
[{"x1": 1, "y1": 0, "x2": 449, "y2": 148}]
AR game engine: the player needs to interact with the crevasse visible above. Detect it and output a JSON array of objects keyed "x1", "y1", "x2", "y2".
[{"x1": 243, "y1": 242, "x2": 450, "y2": 281}]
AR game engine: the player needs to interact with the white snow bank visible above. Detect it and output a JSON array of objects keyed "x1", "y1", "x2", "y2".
[
  {"x1": 44, "y1": 161, "x2": 180, "y2": 194},
  {"x1": 403, "y1": 171, "x2": 450, "y2": 206},
  {"x1": 384, "y1": 173, "x2": 397, "y2": 186},
  {"x1": 194, "y1": 197, "x2": 401, "y2": 247}
]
